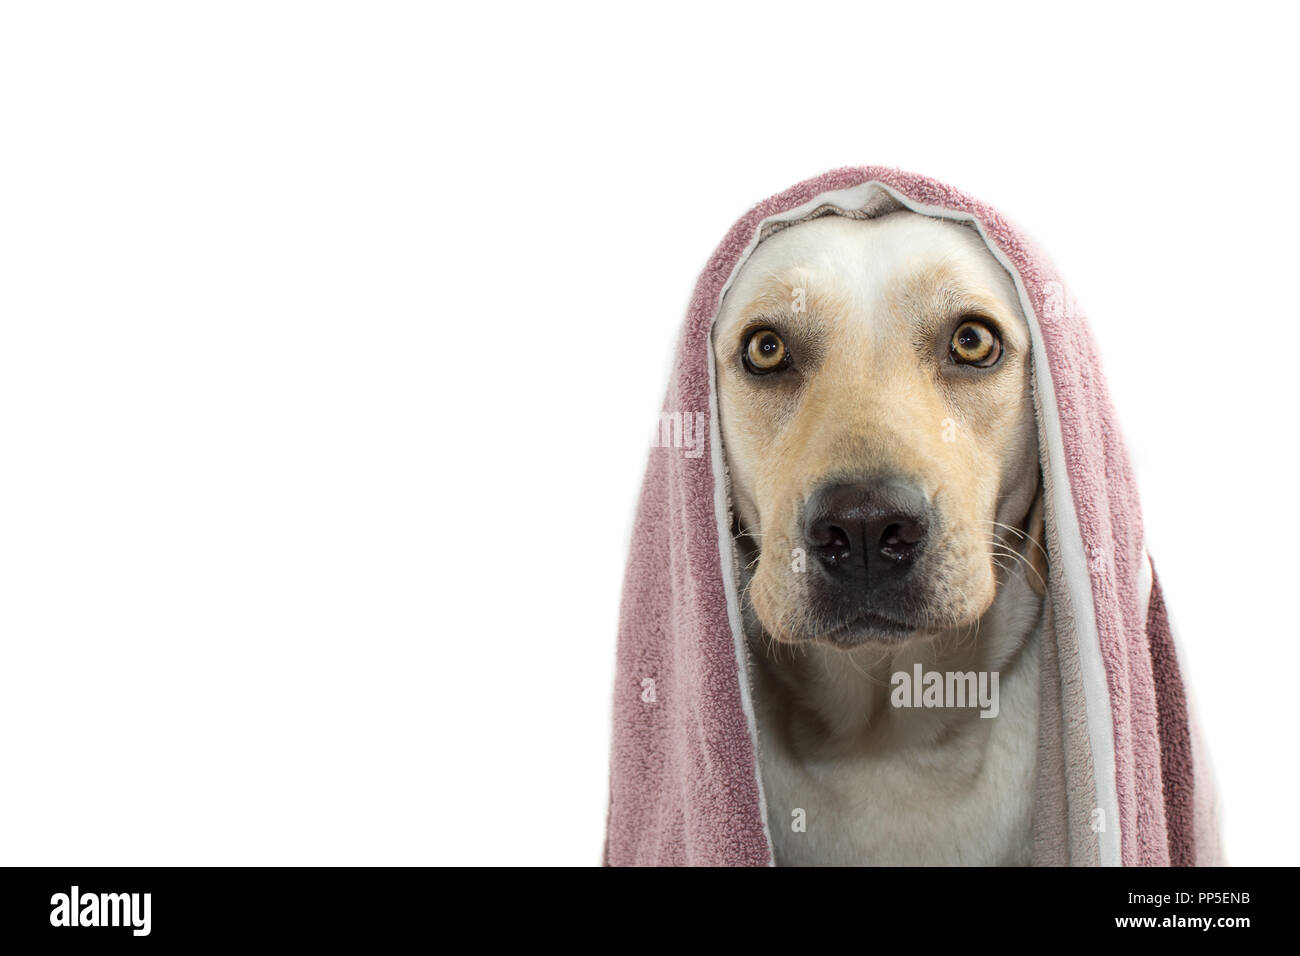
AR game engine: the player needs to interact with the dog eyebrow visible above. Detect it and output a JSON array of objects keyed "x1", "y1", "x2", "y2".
[
  {"x1": 897, "y1": 263, "x2": 1020, "y2": 325},
  {"x1": 736, "y1": 270, "x2": 845, "y2": 334}
]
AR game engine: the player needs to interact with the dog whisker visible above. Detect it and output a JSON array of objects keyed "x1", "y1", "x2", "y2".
[{"x1": 982, "y1": 518, "x2": 1048, "y2": 561}]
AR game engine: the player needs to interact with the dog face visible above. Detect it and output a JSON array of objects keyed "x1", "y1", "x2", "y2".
[{"x1": 713, "y1": 212, "x2": 1041, "y2": 648}]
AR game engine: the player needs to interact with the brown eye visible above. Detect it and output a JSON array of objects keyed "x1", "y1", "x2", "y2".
[
  {"x1": 743, "y1": 328, "x2": 789, "y2": 374},
  {"x1": 950, "y1": 319, "x2": 1002, "y2": 367}
]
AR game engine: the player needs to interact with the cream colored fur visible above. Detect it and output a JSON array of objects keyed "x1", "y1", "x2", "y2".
[{"x1": 713, "y1": 213, "x2": 1046, "y2": 865}]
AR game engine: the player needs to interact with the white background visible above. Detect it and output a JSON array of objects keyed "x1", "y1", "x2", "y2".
[{"x1": 1, "y1": 2, "x2": 1295, "y2": 865}]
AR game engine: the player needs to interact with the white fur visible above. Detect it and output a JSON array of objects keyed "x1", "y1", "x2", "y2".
[
  {"x1": 719, "y1": 213, "x2": 1045, "y2": 865},
  {"x1": 749, "y1": 563, "x2": 1043, "y2": 866}
]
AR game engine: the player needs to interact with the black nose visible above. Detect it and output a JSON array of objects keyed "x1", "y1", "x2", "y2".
[{"x1": 803, "y1": 478, "x2": 930, "y2": 578}]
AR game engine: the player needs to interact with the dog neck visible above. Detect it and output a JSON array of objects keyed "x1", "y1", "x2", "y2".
[{"x1": 740, "y1": 546, "x2": 1046, "y2": 756}]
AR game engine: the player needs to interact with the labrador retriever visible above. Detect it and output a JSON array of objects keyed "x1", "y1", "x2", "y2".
[{"x1": 713, "y1": 211, "x2": 1048, "y2": 865}]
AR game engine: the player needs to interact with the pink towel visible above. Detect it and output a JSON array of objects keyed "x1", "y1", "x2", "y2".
[{"x1": 604, "y1": 167, "x2": 1220, "y2": 867}]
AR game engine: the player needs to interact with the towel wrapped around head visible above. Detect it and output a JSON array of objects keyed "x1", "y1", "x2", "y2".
[{"x1": 604, "y1": 167, "x2": 1221, "y2": 867}]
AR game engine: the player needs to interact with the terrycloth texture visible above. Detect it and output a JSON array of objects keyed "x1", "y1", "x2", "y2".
[
  {"x1": 1146, "y1": 567, "x2": 1194, "y2": 866},
  {"x1": 1031, "y1": 416, "x2": 1101, "y2": 865},
  {"x1": 606, "y1": 420, "x2": 768, "y2": 865},
  {"x1": 604, "y1": 167, "x2": 1217, "y2": 867}
]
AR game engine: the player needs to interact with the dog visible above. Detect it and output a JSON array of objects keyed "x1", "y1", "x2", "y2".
[{"x1": 712, "y1": 211, "x2": 1049, "y2": 865}]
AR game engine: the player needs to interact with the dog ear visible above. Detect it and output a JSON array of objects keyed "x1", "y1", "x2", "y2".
[{"x1": 1025, "y1": 476, "x2": 1048, "y2": 597}]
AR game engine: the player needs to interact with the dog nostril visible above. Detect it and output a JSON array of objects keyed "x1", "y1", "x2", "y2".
[
  {"x1": 880, "y1": 520, "x2": 925, "y2": 561},
  {"x1": 878, "y1": 522, "x2": 920, "y2": 561},
  {"x1": 808, "y1": 523, "x2": 852, "y2": 564},
  {"x1": 882, "y1": 521, "x2": 923, "y2": 546},
  {"x1": 825, "y1": 526, "x2": 851, "y2": 563}
]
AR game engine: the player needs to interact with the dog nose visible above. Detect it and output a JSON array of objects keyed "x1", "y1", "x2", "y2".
[{"x1": 803, "y1": 478, "x2": 930, "y2": 577}]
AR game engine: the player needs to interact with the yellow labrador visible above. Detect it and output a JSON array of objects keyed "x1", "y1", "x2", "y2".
[{"x1": 713, "y1": 211, "x2": 1048, "y2": 865}]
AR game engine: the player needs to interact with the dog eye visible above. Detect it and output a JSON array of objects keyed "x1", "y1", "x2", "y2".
[
  {"x1": 743, "y1": 329, "x2": 790, "y2": 374},
  {"x1": 950, "y1": 319, "x2": 1002, "y2": 367}
]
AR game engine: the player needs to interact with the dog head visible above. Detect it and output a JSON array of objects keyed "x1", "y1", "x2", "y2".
[{"x1": 713, "y1": 212, "x2": 1043, "y2": 649}]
